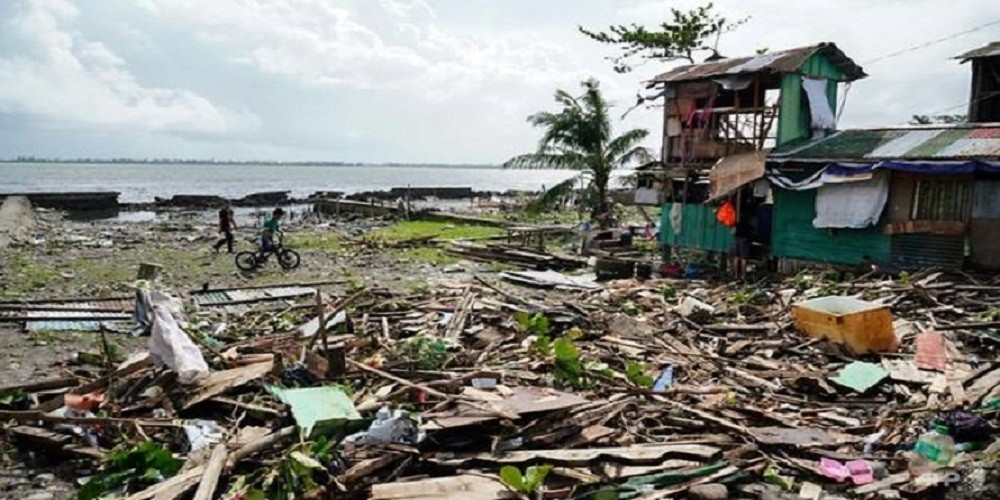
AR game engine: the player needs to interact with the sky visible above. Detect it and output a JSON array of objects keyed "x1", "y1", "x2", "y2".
[{"x1": 0, "y1": 0, "x2": 997, "y2": 164}]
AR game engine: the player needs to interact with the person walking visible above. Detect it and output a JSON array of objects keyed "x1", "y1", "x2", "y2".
[{"x1": 212, "y1": 201, "x2": 238, "y2": 253}]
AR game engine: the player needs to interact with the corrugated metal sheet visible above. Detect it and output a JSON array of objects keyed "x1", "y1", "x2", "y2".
[
  {"x1": 891, "y1": 234, "x2": 964, "y2": 269},
  {"x1": 771, "y1": 188, "x2": 891, "y2": 265},
  {"x1": 771, "y1": 125, "x2": 1000, "y2": 161},
  {"x1": 660, "y1": 203, "x2": 734, "y2": 253},
  {"x1": 192, "y1": 286, "x2": 315, "y2": 306},
  {"x1": 955, "y1": 42, "x2": 1000, "y2": 61},
  {"x1": 650, "y1": 43, "x2": 865, "y2": 84}
]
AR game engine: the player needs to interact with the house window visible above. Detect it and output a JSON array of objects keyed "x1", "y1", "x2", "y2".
[{"x1": 911, "y1": 178, "x2": 972, "y2": 221}]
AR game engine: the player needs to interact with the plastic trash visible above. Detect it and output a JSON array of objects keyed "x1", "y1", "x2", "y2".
[
  {"x1": 908, "y1": 424, "x2": 956, "y2": 475},
  {"x1": 471, "y1": 378, "x2": 497, "y2": 389},
  {"x1": 182, "y1": 420, "x2": 224, "y2": 452},
  {"x1": 653, "y1": 365, "x2": 674, "y2": 392},
  {"x1": 819, "y1": 458, "x2": 850, "y2": 482},
  {"x1": 342, "y1": 407, "x2": 425, "y2": 446},
  {"x1": 940, "y1": 410, "x2": 995, "y2": 443},
  {"x1": 148, "y1": 305, "x2": 209, "y2": 384}
]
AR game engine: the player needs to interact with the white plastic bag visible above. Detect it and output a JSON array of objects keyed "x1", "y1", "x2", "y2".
[{"x1": 148, "y1": 305, "x2": 209, "y2": 384}]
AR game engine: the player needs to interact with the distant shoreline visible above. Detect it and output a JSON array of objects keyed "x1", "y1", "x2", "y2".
[{"x1": 0, "y1": 159, "x2": 500, "y2": 168}]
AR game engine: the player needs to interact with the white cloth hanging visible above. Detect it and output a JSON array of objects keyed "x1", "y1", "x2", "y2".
[
  {"x1": 813, "y1": 171, "x2": 889, "y2": 229},
  {"x1": 802, "y1": 77, "x2": 836, "y2": 134}
]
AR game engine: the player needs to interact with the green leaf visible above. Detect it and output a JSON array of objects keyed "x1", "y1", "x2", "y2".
[
  {"x1": 553, "y1": 337, "x2": 583, "y2": 386},
  {"x1": 523, "y1": 465, "x2": 553, "y2": 492},
  {"x1": 244, "y1": 490, "x2": 268, "y2": 500},
  {"x1": 626, "y1": 361, "x2": 654, "y2": 388},
  {"x1": 500, "y1": 466, "x2": 527, "y2": 492}
]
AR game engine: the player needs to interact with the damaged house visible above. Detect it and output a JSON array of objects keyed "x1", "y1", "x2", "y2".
[{"x1": 647, "y1": 41, "x2": 1000, "y2": 271}]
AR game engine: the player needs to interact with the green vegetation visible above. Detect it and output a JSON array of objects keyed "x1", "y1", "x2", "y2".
[
  {"x1": 399, "y1": 335, "x2": 458, "y2": 370},
  {"x1": 580, "y1": 3, "x2": 746, "y2": 72},
  {"x1": 625, "y1": 361, "x2": 654, "y2": 388},
  {"x1": 370, "y1": 221, "x2": 503, "y2": 242},
  {"x1": 500, "y1": 464, "x2": 552, "y2": 495},
  {"x1": 504, "y1": 79, "x2": 651, "y2": 219},
  {"x1": 552, "y1": 337, "x2": 612, "y2": 389},
  {"x1": 78, "y1": 442, "x2": 182, "y2": 500},
  {"x1": 1, "y1": 253, "x2": 60, "y2": 296}
]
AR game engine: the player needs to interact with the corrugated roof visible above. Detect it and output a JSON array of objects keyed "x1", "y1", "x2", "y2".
[
  {"x1": 955, "y1": 42, "x2": 1000, "y2": 62},
  {"x1": 770, "y1": 125, "x2": 1000, "y2": 161},
  {"x1": 192, "y1": 286, "x2": 315, "y2": 306},
  {"x1": 650, "y1": 43, "x2": 866, "y2": 84}
]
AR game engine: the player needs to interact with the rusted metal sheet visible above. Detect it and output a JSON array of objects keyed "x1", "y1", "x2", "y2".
[{"x1": 650, "y1": 43, "x2": 865, "y2": 84}]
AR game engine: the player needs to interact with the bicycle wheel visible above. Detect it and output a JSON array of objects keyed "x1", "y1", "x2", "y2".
[
  {"x1": 235, "y1": 251, "x2": 259, "y2": 271},
  {"x1": 278, "y1": 249, "x2": 301, "y2": 270}
]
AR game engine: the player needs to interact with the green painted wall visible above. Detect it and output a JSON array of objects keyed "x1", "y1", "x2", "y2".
[
  {"x1": 660, "y1": 203, "x2": 734, "y2": 253},
  {"x1": 776, "y1": 53, "x2": 844, "y2": 146},
  {"x1": 771, "y1": 188, "x2": 891, "y2": 265}
]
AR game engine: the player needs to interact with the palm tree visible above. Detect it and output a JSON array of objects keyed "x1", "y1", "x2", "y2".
[{"x1": 504, "y1": 79, "x2": 651, "y2": 223}]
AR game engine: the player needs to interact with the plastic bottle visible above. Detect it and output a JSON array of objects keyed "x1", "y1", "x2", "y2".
[{"x1": 908, "y1": 424, "x2": 956, "y2": 475}]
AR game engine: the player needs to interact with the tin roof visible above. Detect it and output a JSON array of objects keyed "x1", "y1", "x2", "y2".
[
  {"x1": 770, "y1": 124, "x2": 1000, "y2": 162},
  {"x1": 650, "y1": 43, "x2": 866, "y2": 84},
  {"x1": 955, "y1": 42, "x2": 1000, "y2": 62}
]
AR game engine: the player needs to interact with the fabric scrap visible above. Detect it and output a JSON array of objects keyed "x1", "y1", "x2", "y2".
[{"x1": 813, "y1": 170, "x2": 889, "y2": 229}]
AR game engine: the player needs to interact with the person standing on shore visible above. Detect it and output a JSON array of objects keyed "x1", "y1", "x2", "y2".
[{"x1": 212, "y1": 201, "x2": 238, "y2": 253}]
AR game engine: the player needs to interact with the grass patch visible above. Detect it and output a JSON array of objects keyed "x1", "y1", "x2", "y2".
[
  {"x1": 391, "y1": 247, "x2": 459, "y2": 266},
  {"x1": 1, "y1": 252, "x2": 61, "y2": 296},
  {"x1": 371, "y1": 221, "x2": 503, "y2": 242}
]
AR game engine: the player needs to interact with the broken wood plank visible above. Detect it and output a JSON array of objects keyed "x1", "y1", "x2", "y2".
[
  {"x1": 180, "y1": 361, "x2": 273, "y2": 410},
  {"x1": 192, "y1": 443, "x2": 228, "y2": 500},
  {"x1": 371, "y1": 474, "x2": 508, "y2": 500},
  {"x1": 430, "y1": 443, "x2": 721, "y2": 467}
]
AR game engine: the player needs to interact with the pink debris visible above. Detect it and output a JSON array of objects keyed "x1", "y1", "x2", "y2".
[
  {"x1": 846, "y1": 459, "x2": 875, "y2": 485},
  {"x1": 915, "y1": 330, "x2": 947, "y2": 372},
  {"x1": 819, "y1": 458, "x2": 850, "y2": 482}
]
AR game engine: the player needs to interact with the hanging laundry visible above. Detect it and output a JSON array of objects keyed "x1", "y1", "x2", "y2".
[
  {"x1": 801, "y1": 77, "x2": 836, "y2": 135},
  {"x1": 716, "y1": 200, "x2": 737, "y2": 228},
  {"x1": 813, "y1": 171, "x2": 889, "y2": 229},
  {"x1": 669, "y1": 202, "x2": 683, "y2": 235}
]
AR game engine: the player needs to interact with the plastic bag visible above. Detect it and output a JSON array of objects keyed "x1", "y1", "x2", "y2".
[
  {"x1": 716, "y1": 200, "x2": 737, "y2": 228},
  {"x1": 342, "y1": 407, "x2": 425, "y2": 446},
  {"x1": 148, "y1": 305, "x2": 209, "y2": 384}
]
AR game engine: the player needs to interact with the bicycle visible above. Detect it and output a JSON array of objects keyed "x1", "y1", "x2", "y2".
[{"x1": 235, "y1": 231, "x2": 301, "y2": 271}]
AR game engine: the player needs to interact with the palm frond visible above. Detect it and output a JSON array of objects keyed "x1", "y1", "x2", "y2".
[
  {"x1": 503, "y1": 152, "x2": 589, "y2": 170},
  {"x1": 606, "y1": 128, "x2": 650, "y2": 161},
  {"x1": 617, "y1": 145, "x2": 654, "y2": 168},
  {"x1": 525, "y1": 175, "x2": 584, "y2": 215}
]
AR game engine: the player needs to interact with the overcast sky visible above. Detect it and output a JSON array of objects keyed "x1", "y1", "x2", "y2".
[{"x1": 0, "y1": 0, "x2": 997, "y2": 163}]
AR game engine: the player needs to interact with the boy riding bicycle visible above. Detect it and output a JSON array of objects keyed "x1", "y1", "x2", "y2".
[{"x1": 259, "y1": 207, "x2": 285, "y2": 256}]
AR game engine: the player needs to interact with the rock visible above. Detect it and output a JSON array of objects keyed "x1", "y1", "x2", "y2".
[
  {"x1": 689, "y1": 483, "x2": 729, "y2": 500},
  {"x1": 24, "y1": 493, "x2": 54, "y2": 500},
  {"x1": 33, "y1": 473, "x2": 55, "y2": 485}
]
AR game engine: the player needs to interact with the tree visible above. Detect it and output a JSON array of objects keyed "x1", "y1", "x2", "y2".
[
  {"x1": 504, "y1": 79, "x2": 651, "y2": 222},
  {"x1": 579, "y1": 3, "x2": 746, "y2": 73}
]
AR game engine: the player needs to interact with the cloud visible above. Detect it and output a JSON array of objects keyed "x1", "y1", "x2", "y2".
[
  {"x1": 0, "y1": 0, "x2": 257, "y2": 134},
  {"x1": 137, "y1": 0, "x2": 584, "y2": 95}
]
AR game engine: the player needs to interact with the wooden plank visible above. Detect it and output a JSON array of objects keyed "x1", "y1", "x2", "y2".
[
  {"x1": 180, "y1": 361, "x2": 273, "y2": 409},
  {"x1": 371, "y1": 474, "x2": 509, "y2": 499},
  {"x1": 192, "y1": 444, "x2": 228, "y2": 500},
  {"x1": 430, "y1": 443, "x2": 720, "y2": 467}
]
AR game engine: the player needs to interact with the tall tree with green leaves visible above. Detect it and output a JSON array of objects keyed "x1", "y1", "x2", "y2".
[
  {"x1": 579, "y1": 3, "x2": 746, "y2": 73},
  {"x1": 504, "y1": 79, "x2": 651, "y2": 221}
]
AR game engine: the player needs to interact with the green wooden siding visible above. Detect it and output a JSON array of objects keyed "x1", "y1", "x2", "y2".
[
  {"x1": 660, "y1": 203, "x2": 734, "y2": 253},
  {"x1": 771, "y1": 188, "x2": 891, "y2": 265},
  {"x1": 776, "y1": 53, "x2": 844, "y2": 146}
]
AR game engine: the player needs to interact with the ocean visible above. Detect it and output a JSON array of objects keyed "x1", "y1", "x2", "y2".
[{"x1": 0, "y1": 162, "x2": 584, "y2": 203}]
